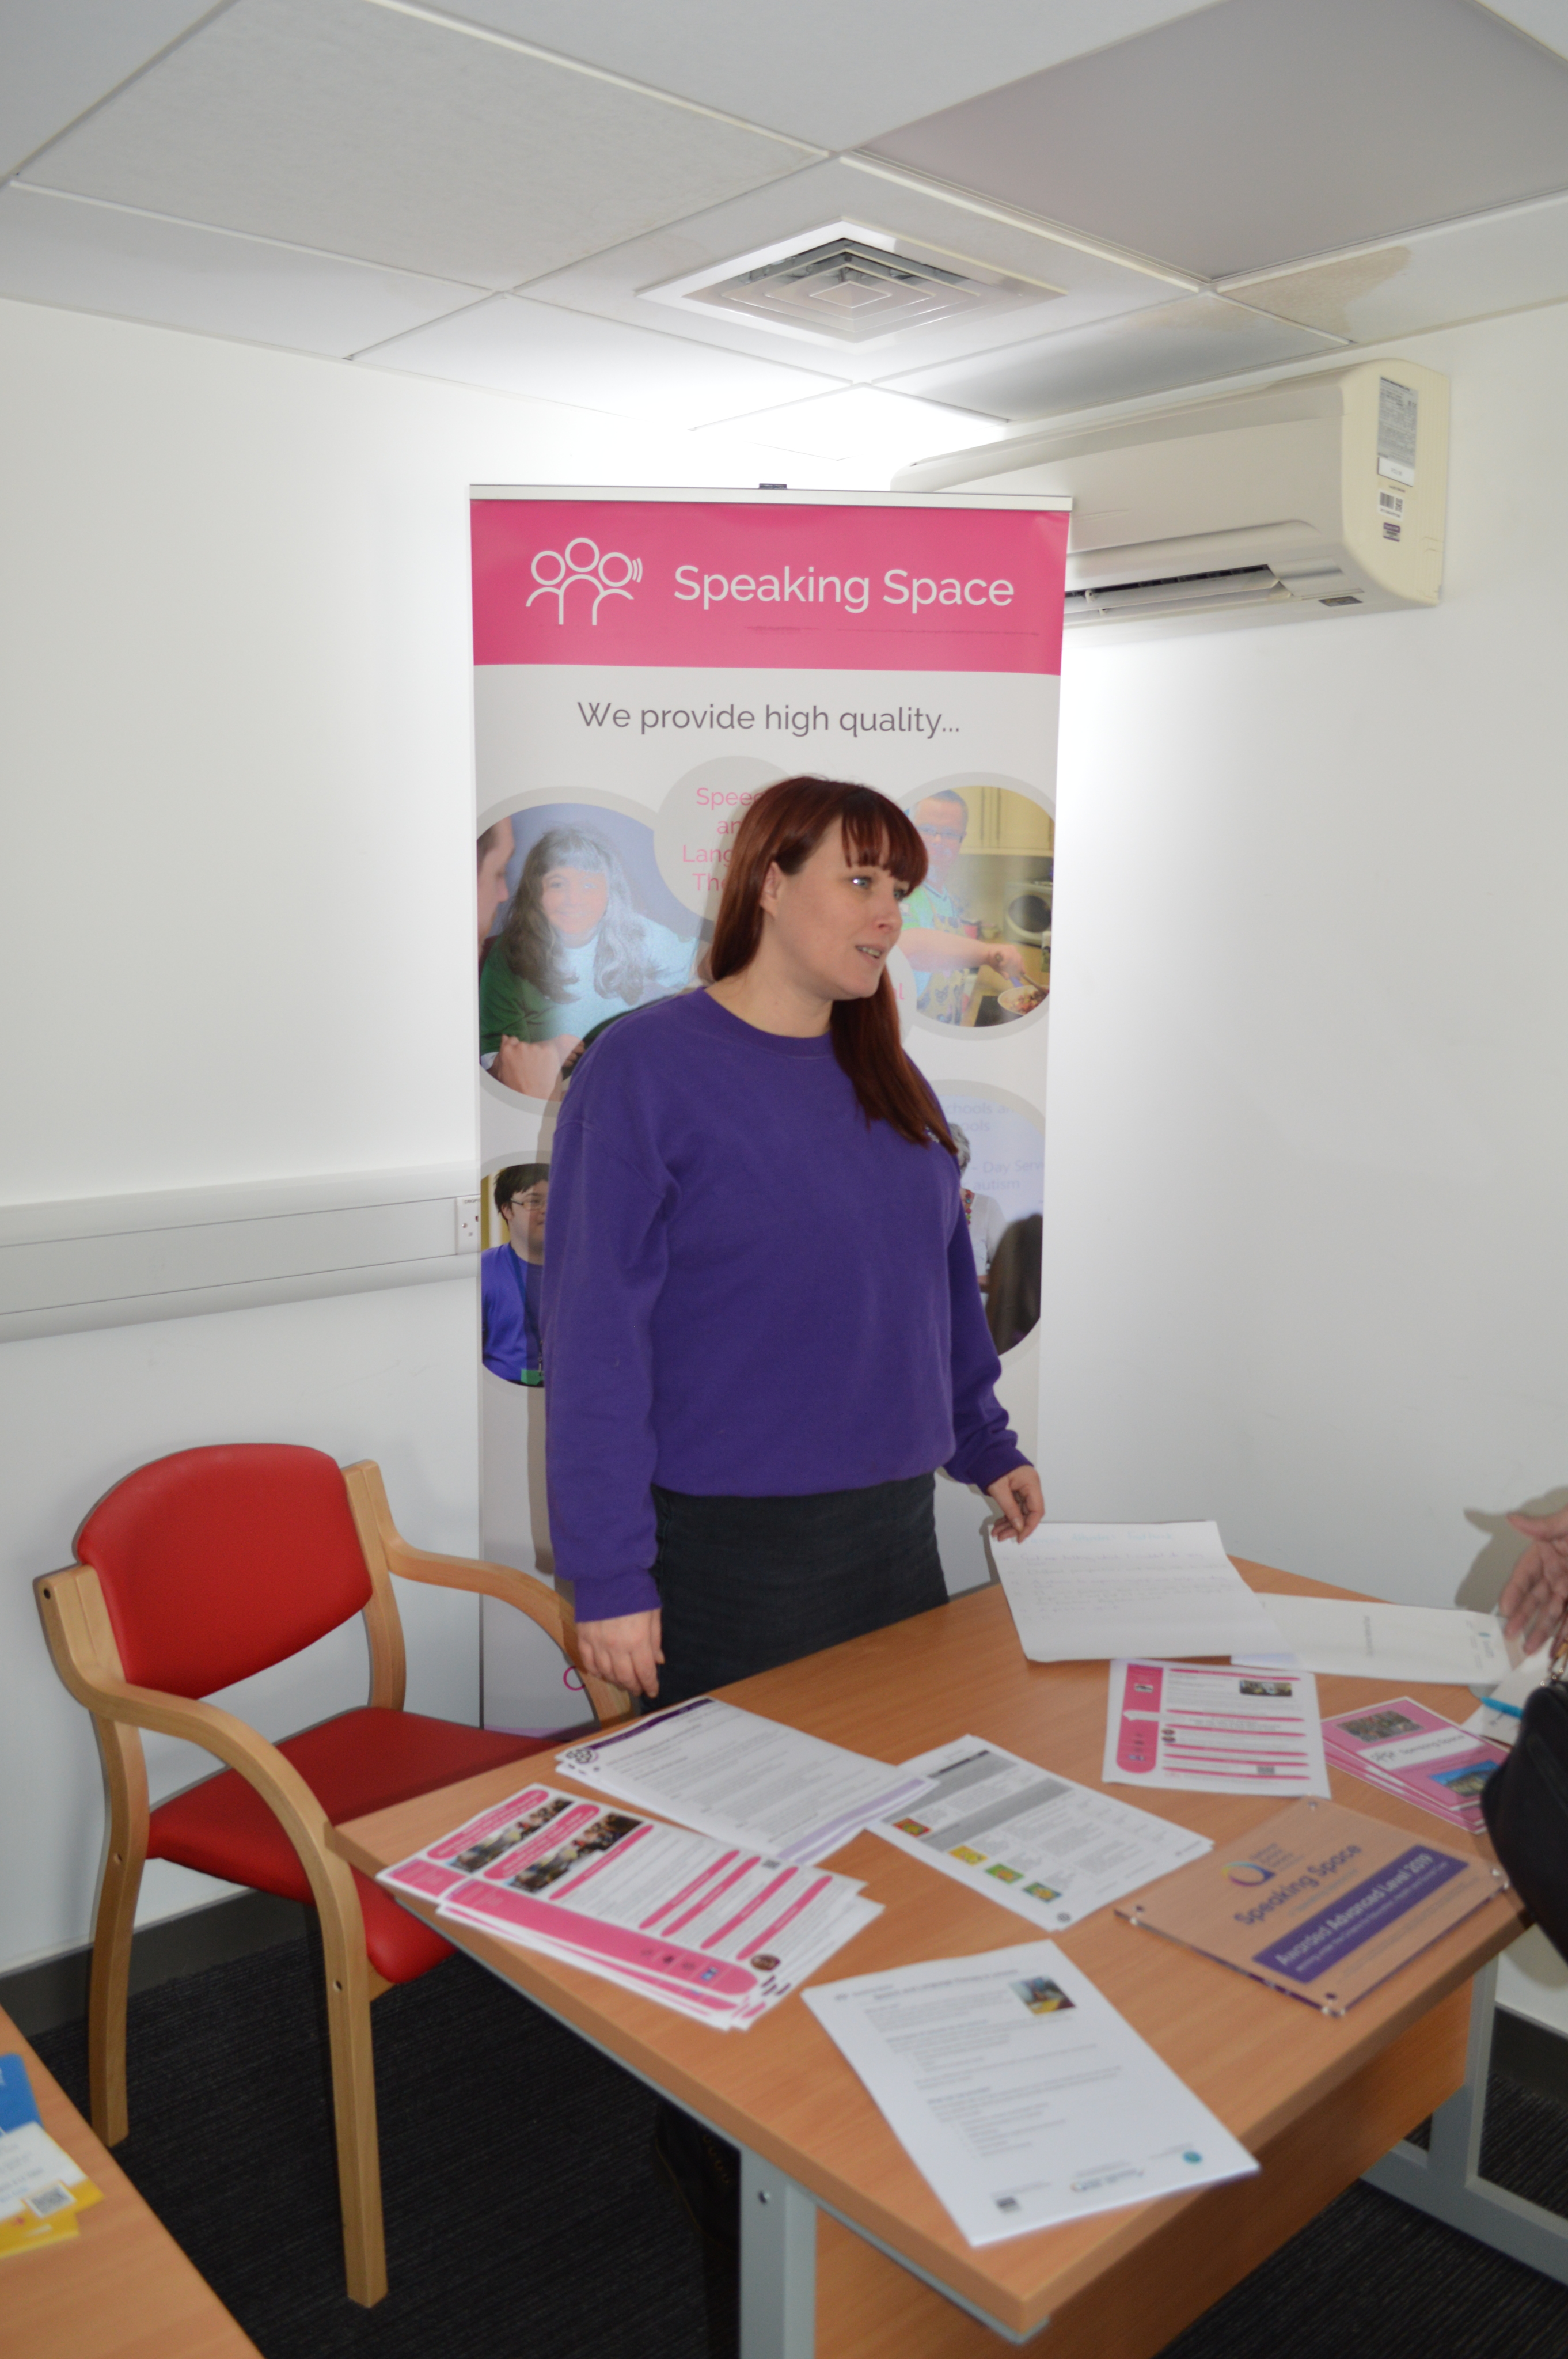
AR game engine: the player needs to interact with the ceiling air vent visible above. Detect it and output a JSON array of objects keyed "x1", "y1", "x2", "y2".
[{"x1": 643, "y1": 223, "x2": 1057, "y2": 350}]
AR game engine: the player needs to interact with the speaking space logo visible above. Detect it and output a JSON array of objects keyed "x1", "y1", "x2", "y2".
[{"x1": 527, "y1": 538, "x2": 642, "y2": 623}]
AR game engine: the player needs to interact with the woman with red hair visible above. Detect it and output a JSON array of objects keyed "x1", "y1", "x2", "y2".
[{"x1": 540, "y1": 775, "x2": 1042, "y2": 1709}]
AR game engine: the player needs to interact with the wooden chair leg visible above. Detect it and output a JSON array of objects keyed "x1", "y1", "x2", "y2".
[
  {"x1": 88, "y1": 1717, "x2": 149, "y2": 2148},
  {"x1": 314, "y1": 1891, "x2": 388, "y2": 2306}
]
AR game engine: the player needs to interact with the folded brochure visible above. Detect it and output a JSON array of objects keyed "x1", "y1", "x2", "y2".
[
  {"x1": 0, "y1": 2057, "x2": 102, "y2": 2262},
  {"x1": 1117, "y1": 1798, "x2": 1505, "y2": 2013},
  {"x1": 1322, "y1": 1697, "x2": 1507, "y2": 1836},
  {"x1": 380, "y1": 1780, "x2": 877, "y2": 2027}
]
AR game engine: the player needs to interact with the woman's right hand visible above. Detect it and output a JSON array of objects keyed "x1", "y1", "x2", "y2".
[
  {"x1": 577, "y1": 1609, "x2": 665, "y2": 1698},
  {"x1": 1501, "y1": 1510, "x2": 1568, "y2": 1653}
]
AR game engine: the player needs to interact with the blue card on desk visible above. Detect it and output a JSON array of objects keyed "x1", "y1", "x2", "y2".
[{"x1": 0, "y1": 2053, "x2": 41, "y2": 2133}]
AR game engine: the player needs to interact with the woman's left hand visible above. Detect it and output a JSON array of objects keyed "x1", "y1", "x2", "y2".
[{"x1": 987, "y1": 1466, "x2": 1044, "y2": 1542}]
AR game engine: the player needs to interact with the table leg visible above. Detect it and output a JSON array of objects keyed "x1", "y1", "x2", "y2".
[
  {"x1": 741, "y1": 2146, "x2": 818, "y2": 2359},
  {"x1": 1364, "y1": 1959, "x2": 1568, "y2": 2283}
]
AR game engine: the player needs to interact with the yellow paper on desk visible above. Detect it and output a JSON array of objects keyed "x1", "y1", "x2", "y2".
[
  {"x1": 0, "y1": 2121, "x2": 104, "y2": 2236},
  {"x1": 1118, "y1": 1799, "x2": 1505, "y2": 2013},
  {"x1": 0, "y1": 2201, "x2": 81, "y2": 2261}
]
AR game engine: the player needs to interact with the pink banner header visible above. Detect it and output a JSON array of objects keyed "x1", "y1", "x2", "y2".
[{"x1": 472, "y1": 498, "x2": 1066, "y2": 676}]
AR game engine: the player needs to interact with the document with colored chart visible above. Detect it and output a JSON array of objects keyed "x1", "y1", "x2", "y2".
[
  {"x1": 379, "y1": 1781, "x2": 878, "y2": 2028},
  {"x1": 1103, "y1": 1660, "x2": 1331, "y2": 1797},
  {"x1": 872, "y1": 1735, "x2": 1209, "y2": 1928},
  {"x1": 1119, "y1": 1798, "x2": 1506, "y2": 2012},
  {"x1": 804, "y1": 1941, "x2": 1257, "y2": 2246}
]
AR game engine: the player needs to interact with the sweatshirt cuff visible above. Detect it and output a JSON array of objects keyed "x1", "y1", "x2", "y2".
[
  {"x1": 564, "y1": 1564, "x2": 662, "y2": 1625},
  {"x1": 948, "y1": 1440, "x2": 1028, "y2": 1496}
]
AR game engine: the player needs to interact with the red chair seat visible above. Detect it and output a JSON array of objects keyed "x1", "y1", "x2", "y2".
[{"x1": 149, "y1": 1708, "x2": 550, "y2": 1983}]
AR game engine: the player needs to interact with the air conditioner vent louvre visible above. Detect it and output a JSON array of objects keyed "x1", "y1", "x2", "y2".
[
  {"x1": 698, "y1": 236, "x2": 991, "y2": 342},
  {"x1": 1065, "y1": 566, "x2": 1290, "y2": 622}
]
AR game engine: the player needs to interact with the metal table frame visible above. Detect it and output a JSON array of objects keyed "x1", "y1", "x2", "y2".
[{"x1": 1365, "y1": 1958, "x2": 1568, "y2": 2288}]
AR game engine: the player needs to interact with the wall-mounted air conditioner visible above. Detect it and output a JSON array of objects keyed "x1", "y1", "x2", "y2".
[{"x1": 893, "y1": 361, "x2": 1448, "y2": 624}]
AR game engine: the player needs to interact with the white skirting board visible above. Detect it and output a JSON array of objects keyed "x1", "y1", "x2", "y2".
[{"x1": 0, "y1": 1166, "x2": 481, "y2": 1342}]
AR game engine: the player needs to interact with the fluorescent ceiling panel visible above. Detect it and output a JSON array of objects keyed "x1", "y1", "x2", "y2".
[
  {"x1": 439, "y1": 0, "x2": 1228, "y2": 148},
  {"x1": 693, "y1": 385, "x2": 1006, "y2": 465},
  {"x1": 0, "y1": 0, "x2": 224, "y2": 178},
  {"x1": 21, "y1": 0, "x2": 815, "y2": 290},
  {"x1": 355, "y1": 294, "x2": 846, "y2": 425},
  {"x1": 884, "y1": 295, "x2": 1343, "y2": 420},
  {"x1": 1219, "y1": 189, "x2": 1568, "y2": 341},
  {"x1": 0, "y1": 185, "x2": 480, "y2": 354},
  {"x1": 867, "y1": 0, "x2": 1568, "y2": 280}
]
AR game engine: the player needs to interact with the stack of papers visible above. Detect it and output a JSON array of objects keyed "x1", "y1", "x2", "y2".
[
  {"x1": 381, "y1": 1781, "x2": 878, "y2": 2028},
  {"x1": 873, "y1": 1735, "x2": 1210, "y2": 1928},
  {"x1": 1104, "y1": 1660, "x2": 1330, "y2": 1797},
  {"x1": 556, "y1": 1696, "x2": 933, "y2": 1864},
  {"x1": 996, "y1": 1522, "x2": 1289, "y2": 1663},
  {"x1": 1236, "y1": 1597, "x2": 1510, "y2": 1686},
  {"x1": 803, "y1": 1942, "x2": 1256, "y2": 2246},
  {"x1": 0, "y1": 2055, "x2": 102, "y2": 2261},
  {"x1": 1322, "y1": 1698, "x2": 1507, "y2": 1836}
]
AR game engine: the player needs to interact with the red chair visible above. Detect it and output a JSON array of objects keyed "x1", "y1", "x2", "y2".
[{"x1": 35, "y1": 1444, "x2": 628, "y2": 2307}]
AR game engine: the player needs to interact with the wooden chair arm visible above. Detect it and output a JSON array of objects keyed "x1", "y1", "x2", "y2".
[
  {"x1": 35, "y1": 1567, "x2": 371, "y2": 1948},
  {"x1": 341, "y1": 1462, "x2": 631, "y2": 1725}
]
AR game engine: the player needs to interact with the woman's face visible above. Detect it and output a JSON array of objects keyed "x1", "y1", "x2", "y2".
[
  {"x1": 540, "y1": 863, "x2": 609, "y2": 946},
  {"x1": 761, "y1": 828, "x2": 907, "y2": 1004}
]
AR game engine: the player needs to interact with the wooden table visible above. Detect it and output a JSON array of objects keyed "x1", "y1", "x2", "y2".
[
  {"x1": 0, "y1": 2003, "x2": 261, "y2": 2359},
  {"x1": 335, "y1": 1563, "x2": 1526, "y2": 2359}
]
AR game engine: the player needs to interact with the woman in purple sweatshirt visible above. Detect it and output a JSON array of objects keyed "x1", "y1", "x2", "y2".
[{"x1": 540, "y1": 775, "x2": 1043, "y2": 1708}]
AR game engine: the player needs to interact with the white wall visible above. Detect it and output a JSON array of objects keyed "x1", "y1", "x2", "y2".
[
  {"x1": 0, "y1": 296, "x2": 838, "y2": 1976},
  {"x1": 1043, "y1": 299, "x2": 1568, "y2": 1617}
]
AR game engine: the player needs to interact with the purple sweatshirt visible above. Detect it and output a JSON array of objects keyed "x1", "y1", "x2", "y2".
[{"x1": 540, "y1": 989, "x2": 1025, "y2": 1622}]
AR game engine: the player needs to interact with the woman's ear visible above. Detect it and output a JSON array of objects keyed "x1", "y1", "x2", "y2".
[{"x1": 759, "y1": 860, "x2": 784, "y2": 916}]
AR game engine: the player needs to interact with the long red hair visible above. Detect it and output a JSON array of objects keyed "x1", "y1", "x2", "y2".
[{"x1": 709, "y1": 776, "x2": 956, "y2": 1154}]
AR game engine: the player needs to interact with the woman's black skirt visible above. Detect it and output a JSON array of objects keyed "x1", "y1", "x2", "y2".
[{"x1": 649, "y1": 1471, "x2": 946, "y2": 1707}]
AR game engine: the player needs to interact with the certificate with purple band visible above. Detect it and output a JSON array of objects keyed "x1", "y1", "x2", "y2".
[{"x1": 1117, "y1": 1798, "x2": 1510, "y2": 2014}]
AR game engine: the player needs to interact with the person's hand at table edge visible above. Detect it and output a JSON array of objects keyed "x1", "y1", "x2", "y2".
[
  {"x1": 578, "y1": 1609, "x2": 664, "y2": 1698},
  {"x1": 987, "y1": 1466, "x2": 1044, "y2": 1543},
  {"x1": 1500, "y1": 1507, "x2": 1568, "y2": 1654}
]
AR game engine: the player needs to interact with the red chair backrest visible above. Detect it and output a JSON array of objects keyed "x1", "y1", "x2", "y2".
[{"x1": 75, "y1": 1444, "x2": 374, "y2": 1697}]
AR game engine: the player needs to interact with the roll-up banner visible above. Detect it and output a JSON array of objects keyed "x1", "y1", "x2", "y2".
[{"x1": 472, "y1": 488, "x2": 1069, "y2": 1734}]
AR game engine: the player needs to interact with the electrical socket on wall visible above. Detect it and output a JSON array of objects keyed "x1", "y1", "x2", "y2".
[{"x1": 455, "y1": 1195, "x2": 481, "y2": 1253}]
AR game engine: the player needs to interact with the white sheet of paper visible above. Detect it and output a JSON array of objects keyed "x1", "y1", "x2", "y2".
[
  {"x1": 556, "y1": 1696, "x2": 932, "y2": 1865},
  {"x1": 873, "y1": 1735, "x2": 1209, "y2": 1928},
  {"x1": 1103, "y1": 1660, "x2": 1330, "y2": 1797},
  {"x1": 803, "y1": 1941, "x2": 1256, "y2": 2246},
  {"x1": 1234, "y1": 1598, "x2": 1510, "y2": 1686},
  {"x1": 0, "y1": 2122, "x2": 88, "y2": 2214},
  {"x1": 996, "y1": 1521, "x2": 1289, "y2": 1663}
]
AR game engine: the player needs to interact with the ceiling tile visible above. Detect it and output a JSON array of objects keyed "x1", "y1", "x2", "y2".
[
  {"x1": 511, "y1": 160, "x2": 1189, "y2": 388},
  {"x1": 883, "y1": 295, "x2": 1345, "y2": 420},
  {"x1": 1474, "y1": 2, "x2": 1568, "y2": 62},
  {"x1": 1219, "y1": 190, "x2": 1568, "y2": 342},
  {"x1": 865, "y1": 0, "x2": 1568, "y2": 280},
  {"x1": 355, "y1": 294, "x2": 846, "y2": 424},
  {"x1": 20, "y1": 0, "x2": 816, "y2": 290},
  {"x1": 0, "y1": 0, "x2": 223, "y2": 179},
  {"x1": 441, "y1": 0, "x2": 1227, "y2": 149},
  {"x1": 691, "y1": 385, "x2": 1007, "y2": 466},
  {"x1": 0, "y1": 184, "x2": 481, "y2": 354}
]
